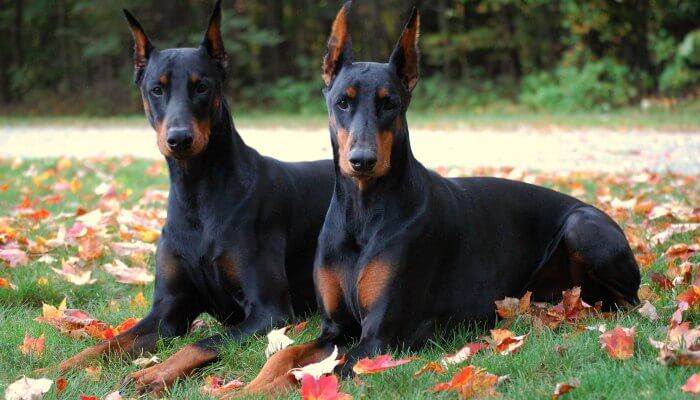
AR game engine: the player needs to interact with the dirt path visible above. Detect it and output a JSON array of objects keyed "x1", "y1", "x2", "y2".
[{"x1": 1, "y1": 124, "x2": 698, "y2": 173}]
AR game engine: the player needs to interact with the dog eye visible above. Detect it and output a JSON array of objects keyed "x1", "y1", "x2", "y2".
[
  {"x1": 336, "y1": 98, "x2": 349, "y2": 111},
  {"x1": 383, "y1": 100, "x2": 397, "y2": 111},
  {"x1": 151, "y1": 86, "x2": 164, "y2": 96},
  {"x1": 196, "y1": 83, "x2": 208, "y2": 94}
]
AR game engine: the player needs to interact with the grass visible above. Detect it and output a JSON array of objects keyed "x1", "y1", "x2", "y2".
[
  {"x1": 0, "y1": 156, "x2": 698, "y2": 399},
  {"x1": 1, "y1": 98, "x2": 699, "y2": 131}
]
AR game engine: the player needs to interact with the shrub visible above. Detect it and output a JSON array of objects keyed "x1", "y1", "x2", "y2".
[{"x1": 520, "y1": 58, "x2": 638, "y2": 111}]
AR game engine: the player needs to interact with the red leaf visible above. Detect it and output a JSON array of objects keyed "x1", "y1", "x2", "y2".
[
  {"x1": 0, "y1": 248, "x2": 30, "y2": 268},
  {"x1": 55, "y1": 377, "x2": 68, "y2": 394},
  {"x1": 441, "y1": 342, "x2": 487, "y2": 365},
  {"x1": 683, "y1": 374, "x2": 700, "y2": 395},
  {"x1": 299, "y1": 374, "x2": 352, "y2": 400},
  {"x1": 294, "y1": 320, "x2": 309, "y2": 334},
  {"x1": 495, "y1": 291, "x2": 531, "y2": 319},
  {"x1": 352, "y1": 354, "x2": 414, "y2": 375},
  {"x1": 433, "y1": 365, "x2": 500, "y2": 398},
  {"x1": 490, "y1": 329, "x2": 527, "y2": 355},
  {"x1": 599, "y1": 326, "x2": 635, "y2": 360},
  {"x1": 19, "y1": 333, "x2": 45, "y2": 356},
  {"x1": 650, "y1": 272, "x2": 673, "y2": 290}
]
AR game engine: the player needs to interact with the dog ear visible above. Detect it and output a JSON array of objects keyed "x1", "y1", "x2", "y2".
[
  {"x1": 322, "y1": 1, "x2": 354, "y2": 87},
  {"x1": 123, "y1": 9, "x2": 154, "y2": 83},
  {"x1": 389, "y1": 7, "x2": 420, "y2": 92},
  {"x1": 201, "y1": 0, "x2": 228, "y2": 69}
]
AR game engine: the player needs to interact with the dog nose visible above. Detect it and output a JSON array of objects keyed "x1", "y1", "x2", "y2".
[
  {"x1": 166, "y1": 128, "x2": 193, "y2": 151},
  {"x1": 348, "y1": 148, "x2": 377, "y2": 173}
]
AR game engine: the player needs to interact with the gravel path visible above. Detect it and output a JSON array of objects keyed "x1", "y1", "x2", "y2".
[{"x1": 1, "y1": 124, "x2": 698, "y2": 173}]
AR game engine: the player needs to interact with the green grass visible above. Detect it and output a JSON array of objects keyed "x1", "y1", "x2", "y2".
[
  {"x1": 0, "y1": 158, "x2": 698, "y2": 399},
  {"x1": 1, "y1": 98, "x2": 699, "y2": 131}
]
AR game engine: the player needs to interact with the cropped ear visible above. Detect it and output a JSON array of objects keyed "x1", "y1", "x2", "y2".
[
  {"x1": 322, "y1": 1, "x2": 354, "y2": 86},
  {"x1": 389, "y1": 7, "x2": 420, "y2": 92},
  {"x1": 201, "y1": 0, "x2": 228, "y2": 69},
  {"x1": 123, "y1": 9, "x2": 154, "y2": 82}
]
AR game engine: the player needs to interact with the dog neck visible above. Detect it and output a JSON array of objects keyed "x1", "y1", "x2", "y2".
[{"x1": 166, "y1": 99, "x2": 255, "y2": 210}]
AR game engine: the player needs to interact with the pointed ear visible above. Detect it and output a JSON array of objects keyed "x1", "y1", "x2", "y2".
[
  {"x1": 389, "y1": 7, "x2": 420, "y2": 92},
  {"x1": 201, "y1": 0, "x2": 228, "y2": 69},
  {"x1": 322, "y1": 1, "x2": 354, "y2": 87},
  {"x1": 123, "y1": 9, "x2": 154, "y2": 81}
]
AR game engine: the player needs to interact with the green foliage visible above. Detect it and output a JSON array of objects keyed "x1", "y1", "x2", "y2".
[{"x1": 521, "y1": 58, "x2": 639, "y2": 111}]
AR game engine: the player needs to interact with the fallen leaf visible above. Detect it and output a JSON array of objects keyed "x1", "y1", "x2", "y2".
[
  {"x1": 199, "y1": 376, "x2": 245, "y2": 396},
  {"x1": 104, "y1": 391, "x2": 123, "y2": 400},
  {"x1": 77, "y1": 234, "x2": 102, "y2": 260},
  {"x1": 441, "y1": 342, "x2": 487, "y2": 366},
  {"x1": 299, "y1": 374, "x2": 352, "y2": 400},
  {"x1": 130, "y1": 291, "x2": 149, "y2": 310},
  {"x1": 84, "y1": 365, "x2": 102, "y2": 381},
  {"x1": 294, "y1": 320, "x2": 309, "y2": 334},
  {"x1": 103, "y1": 259, "x2": 154, "y2": 285},
  {"x1": 552, "y1": 378, "x2": 580, "y2": 399},
  {"x1": 5, "y1": 376, "x2": 53, "y2": 400},
  {"x1": 638, "y1": 301, "x2": 658, "y2": 321},
  {"x1": 54, "y1": 378, "x2": 67, "y2": 394},
  {"x1": 433, "y1": 365, "x2": 499, "y2": 398},
  {"x1": 265, "y1": 326, "x2": 294, "y2": 358},
  {"x1": 51, "y1": 258, "x2": 96, "y2": 285},
  {"x1": 671, "y1": 302, "x2": 690, "y2": 326},
  {"x1": 290, "y1": 346, "x2": 342, "y2": 381},
  {"x1": 489, "y1": 329, "x2": 527, "y2": 355},
  {"x1": 414, "y1": 362, "x2": 446, "y2": 377},
  {"x1": 19, "y1": 333, "x2": 45, "y2": 357},
  {"x1": 133, "y1": 355, "x2": 160, "y2": 368},
  {"x1": 599, "y1": 326, "x2": 635, "y2": 360},
  {"x1": 682, "y1": 374, "x2": 700, "y2": 395},
  {"x1": 650, "y1": 272, "x2": 673, "y2": 290},
  {"x1": 0, "y1": 248, "x2": 29, "y2": 267},
  {"x1": 495, "y1": 291, "x2": 532, "y2": 319},
  {"x1": 651, "y1": 223, "x2": 700, "y2": 245},
  {"x1": 352, "y1": 354, "x2": 414, "y2": 375}
]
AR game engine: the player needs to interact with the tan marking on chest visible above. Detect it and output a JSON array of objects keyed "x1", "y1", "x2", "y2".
[
  {"x1": 215, "y1": 252, "x2": 239, "y2": 283},
  {"x1": 357, "y1": 260, "x2": 392, "y2": 310},
  {"x1": 316, "y1": 267, "x2": 343, "y2": 314}
]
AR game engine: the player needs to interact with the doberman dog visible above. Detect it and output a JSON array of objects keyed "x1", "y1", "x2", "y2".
[
  {"x1": 46, "y1": 0, "x2": 334, "y2": 394},
  {"x1": 243, "y1": 2, "x2": 641, "y2": 394}
]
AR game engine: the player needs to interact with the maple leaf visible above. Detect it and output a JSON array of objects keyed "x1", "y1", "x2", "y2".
[
  {"x1": 109, "y1": 241, "x2": 156, "y2": 258},
  {"x1": 352, "y1": 354, "x2": 414, "y2": 375},
  {"x1": 671, "y1": 301, "x2": 690, "y2": 326},
  {"x1": 103, "y1": 259, "x2": 154, "y2": 285},
  {"x1": 51, "y1": 258, "x2": 96, "y2": 285},
  {"x1": 677, "y1": 286, "x2": 700, "y2": 308},
  {"x1": 599, "y1": 326, "x2": 635, "y2": 360},
  {"x1": 290, "y1": 346, "x2": 342, "y2": 381},
  {"x1": 0, "y1": 277, "x2": 17, "y2": 290},
  {"x1": 489, "y1": 329, "x2": 527, "y2": 355},
  {"x1": 433, "y1": 365, "x2": 500, "y2": 398},
  {"x1": 637, "y1": 300, "x2": 658, "y2": 321},
  {"x1": 199, "y1": 376, "x2": 245, "y2": 396},
  {"x1": 133, "y1": 355, "x2": 160, "y2": 368},
  {"x1": 294, "y1": 320, "x2": 309, "y2": 334},
  {"x1": 650, "y1": 223, "x2": 700, "y2": 245},
  {"x1": 441, "y1": 342, "x2": 487, "y2": 366},
  {"x1": 84, "y1": 365, "x2": 102, "y2": 381},
  {"x1": 103, "y1": 318, "x2": 139, "y2": 340},
  {"x1": 5, "y1": 376, "x2": 53, "y2": 400},
  {"x1": 55, "y1": 377, "x2": 68, "y2": 394},
  {"x1": 104, "y1": 391, "x2": 123, "y2": 400},
  {"x1": 551, "y1": 378, "x2": 580, "y2": 399},
  {"x1": 19, "y1": 333, "x2": 45, "y2": 357},
  {"x1": 495, "y1": 291, "x2": 531, "y2": 319},
  {"x1": 682, "y1": 374, "x2": 700, "y2": 395},
  {"x1": 77, "y1": 234, "x2": 102, "y2": 260},
  {"x1": 413, "y1": 362, "x2": 446, "y2": 377},
  {"x1": 0, "y1": 248, "x2": 30, "y2": 267},
  {"x1": 130, "y1": 291, "x2": 149, "y2": 310},
  {"x1": 265, "y1": 326, "x2": 294, "y2": 358},
  {"x1": 299, "y1": 374, "x2": 352, "y2": 400}
]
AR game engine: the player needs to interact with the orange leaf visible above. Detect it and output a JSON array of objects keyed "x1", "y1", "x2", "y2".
[
  {"x1": 78, "y1": 234, "x2": 103, "y2": 260},
  {"x1": 299, "y1": 374, "x2": 352, "y2": 400},
  {"x1": 441, "y1": 342, "x2": 487, "y2": 365},
  {"x1": 682, "y1": 374, "x2": 700, "y2": 395},
  {"x1": 294, "y1": 320, "x2": 309, "y2": 334},
  {"x1": 433, "y1": 365, "x2": 499, "y2": 398},
  {"x1": 495, "y1": 291, "x2": 532, "y2": 319},
  {"x1": 19, "y1": 333, "x2": 45, "y2": 356},
  {"x1": 599, "y1": 326, "x2": 635, "y2": 360},
  {"x1": 551, "y1": 378, "x2": 579, "y2": 399},
  {"x1": 414, "y1": 362, "x2": 446, "y2": 377},
  {"x1": 352, "y1": 354, "x2": 414, "y2": 375},
  {"x1": 199, "y1": 375, "x2": 245, "y2": 396},
  {"x1": 490, "y1": 329, "x2": 526, "y2": 355},
  {"x1": 55, "y1": 377, "x2": 68, "y2": 394}
]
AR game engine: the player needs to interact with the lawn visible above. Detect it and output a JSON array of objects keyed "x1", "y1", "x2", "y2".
[{"x1": 0, "y1": 156, "x2": 698, "y2": 399}]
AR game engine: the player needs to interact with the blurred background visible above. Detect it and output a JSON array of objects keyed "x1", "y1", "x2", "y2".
[{"x1": 0, "y1": 0, "x2": 699, "y2": 117}]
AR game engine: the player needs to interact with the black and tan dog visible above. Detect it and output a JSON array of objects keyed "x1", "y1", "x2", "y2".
[
  {"x1": 46, "y1": 1, "x2": 333, "y2": 393},
  {"x1": 244, "y1": 2, "x2": 641, "y2": 393}
]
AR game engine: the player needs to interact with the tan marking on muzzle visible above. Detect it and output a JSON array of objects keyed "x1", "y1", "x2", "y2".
[
  {"x1": 191, "y1": 117, "x2": 211, "y2": 156},
  {"x1": 374, "y1": 130, "x2": 394, "y2": 177},
  {"x1": 336, "y1": 128, "x2": 355, "y2": 176},
  {"x1": 155, "y1": 119, "x2": 171, "y2": 157}
]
